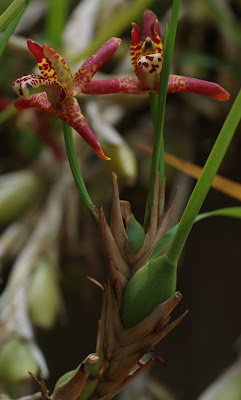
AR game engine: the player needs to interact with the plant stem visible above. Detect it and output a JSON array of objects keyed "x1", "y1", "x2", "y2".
[
  {"x1": 63, "y1": 122, "x2": 92, "y2": 215},
  {"x1": 167, "y1": 89, "x2": 241, "y2": 264},
  {"x1": 144, "y1": 0, "x2": 181, "y2": 225}
]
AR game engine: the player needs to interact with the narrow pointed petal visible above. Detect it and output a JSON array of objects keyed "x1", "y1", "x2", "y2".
[
  {"x1": 15, "y1": 92, "x2": 53, "y2": 111},
  {"x1": 12, "y1": 74, "x2": 60, "y2": 102},
  {"x1": 82, "y1": 77, "x2": 147, "y2": 95},
  {"x1": 72, "y1": 37, "x2": 121, "y2": 96},
  {"x1": 130, "y1": 23, "x2": 141, "y2": 74},
  {"x1": 43, "y1": 44, "x2": 73, "y2": 97},
  {"x1": 167, "y1": 75, "x2": 230, "y2": 100},
  {"x1": 141, "y1": 10, "x2": 161, "y2": 40},
  {"x1": 15, "y1": 95, "x2": 108, "y2": 160},
  {"x1": 54, "y1": 97, "x2": 109, "y2": 160},
  {"x1": 27, "y1": 40, "x2": 62, "y2": 87}
]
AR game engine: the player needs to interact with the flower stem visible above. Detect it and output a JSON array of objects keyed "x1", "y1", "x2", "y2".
[
  {"x1": 167, "y1": 89, "x2": 241, "y2": 264},
  {"x1": 63, "y1": 122, "x2": 92, "y2": 215},
  {"x1": 144, "y1": 0, "x2": 181, "y2": 225}
]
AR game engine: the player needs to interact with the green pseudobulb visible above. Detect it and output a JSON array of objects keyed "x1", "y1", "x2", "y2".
[
  {"x1": 121, "y1": 254, "x2": 177, "y2": 328},
  {"x1": 55, "y1": 354, "x2": 101, "y2": 400}
]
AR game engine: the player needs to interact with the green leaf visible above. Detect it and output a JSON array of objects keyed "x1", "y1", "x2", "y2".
[
  {"x1": 0, "y1": 0, "x2": 31, "y2": 57},
  {"x1": 0, "y1": 0, "x2": 27, "y2": 31},
  {"x1": 166, "y1": 89, "x2": 241, "y2": 264},
  {"x1": 148, "y1": 207, "x2": 241, "y2": 262}
]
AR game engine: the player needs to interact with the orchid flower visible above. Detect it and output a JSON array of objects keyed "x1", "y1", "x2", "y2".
[
  {"x1": 83, "y1": 10, "x2": 229, "y2": 101},
  {"x1": 12, "y1": 38, "x2": 121, "y2": 160}
]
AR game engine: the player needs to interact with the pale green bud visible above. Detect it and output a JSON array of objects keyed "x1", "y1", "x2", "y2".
[
  {"x1": 28, "y1": 259, "x2": 59, "y2": 329},
  {"x1": 0, "y1": 339, "x2": 39, "y2": 384},
  {"x1": 0, "y1": 170, "x2": 40, "y2": 223}
]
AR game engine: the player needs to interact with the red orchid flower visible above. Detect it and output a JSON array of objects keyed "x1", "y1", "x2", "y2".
[
  {"x1": 83, "y1": 10, "x2": 229, "y2": 101},
  {"x1": 12, "y1": 38, "x2": 121, "y2": 160}
]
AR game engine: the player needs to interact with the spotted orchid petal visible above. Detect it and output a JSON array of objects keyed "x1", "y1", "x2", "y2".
[
  {"x1": 167, "y1": 75, "x2": 230, "y2": 100},
  {"x1": 42, "y1": 44, "x2": 73, "y2": 98},
  {"x1": 130, "y1": 10, "x2": 163, "y2": 90},
  {"x1": 130, "y1": 23, "x2": 142, "y2": 75},
  {"x1": 83, "y1": 75, "x2": 229, "y2": 100},
  {"x1": 54, "y1": 97, "x2": 109, "y2": 160},
  {"x1": 72, "y1": 37, "x2": 121, "y2": 96},
  {"x1": 12, "y1": 74, "x2": 61, "y2": 104},
  {"x1": 82, "y1": 77, "x2": 147, "y2": 95},
  {"x1": 15, "y1": 92, "x2": 53, "y2": 112},
  {"x1": 15, "y1": 94, "x2": 109, "y2": 160},
  {"x1": 141, "y1": 10, "x2": 162, "y2": 42},
  {"x1": 27, "y1": 40, "x2": 73, "y2": 98}
]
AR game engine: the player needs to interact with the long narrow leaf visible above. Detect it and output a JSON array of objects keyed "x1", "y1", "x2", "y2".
[
  {"x1": 166, "y1": 89, "x2": 241, "y2": 264},
  {"x1": 0, "y1": 0, "x2": 27, "y2": 31},
  {"x1": 148, "y1": 206, "x2": 241, "y2": 261},
  {"x1": 0, "y1": 0, "x2": 31, "y2": 57}
]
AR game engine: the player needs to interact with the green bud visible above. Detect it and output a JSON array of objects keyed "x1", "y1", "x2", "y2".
[
  {"x1": 54, "y1": 354, "x2": 100, "y2": 400},
  {"x1": 126, "y1": 214, "x2": 145, "y2": 253},
  {"x1": 55, "y1": 365, "x2": 80, "y2": 388},
  {"x1": 0, "y1": 170, "x2": 40, "y2": 223},
  {"x1": 121, "y1": 255, "x2": 177, "y2": 328},
  {"x1": 28, "y1": 259, "x2": 59, "y2": 329},
  {"x1": 78, "y1": 353, "x2": 101, "y2": 400},
  {"x1": 0, "y1": 339, "x2": 39, "y2": 384}
]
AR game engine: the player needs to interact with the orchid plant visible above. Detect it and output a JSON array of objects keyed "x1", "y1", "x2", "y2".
[{"x1": 0, "y1": 0, "x2": 241, "y2": 399}]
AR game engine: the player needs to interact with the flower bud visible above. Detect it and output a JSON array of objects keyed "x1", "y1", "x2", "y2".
[
  {"x1": 0, "y1": 339, "x2": 39, "y2": 384},
  {"x1": 54, "y1": 354, "x2": 100, "y2": 400},
  {"x1": 0, "y1": 170, "x2": 40, "y2": 223},
  {"x1": 27, "y1": 259, "x2": 59, "y2": 329},
  {"x1": 126, "y1": 214, "x2": 145, "y2": 253},
  {"x1": 121, "y1": 255, "x2": 177, "y2": 328},
  {"x1": 79, "y1": 353, "x2": 101, "y2": 400}
]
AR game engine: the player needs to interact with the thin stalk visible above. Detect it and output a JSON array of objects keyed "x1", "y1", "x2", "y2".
[
  {"x1": 0, "y1": 0, "x2": 31, "y2": 57},
  {"x1": 167, "y1": 89, "x2": 241, "y2": 264},
  {"x1": 63, "y1": 122, "x2": 92, "y2": 215},
  {"x1": 144, "y1": 0, "x2": 181, "y2": 224}
]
